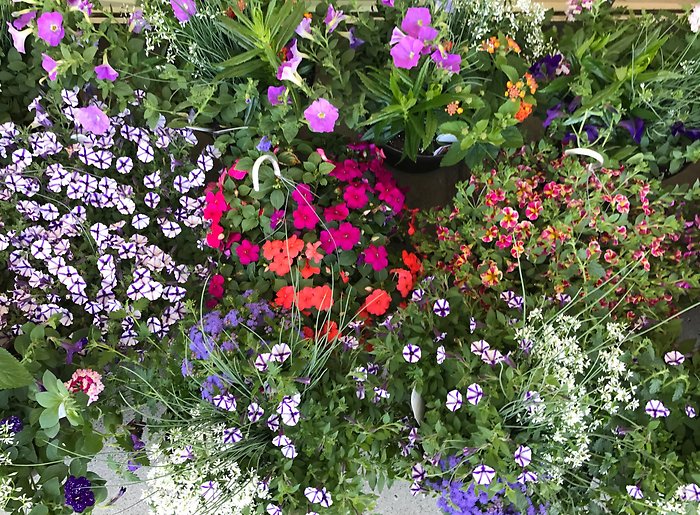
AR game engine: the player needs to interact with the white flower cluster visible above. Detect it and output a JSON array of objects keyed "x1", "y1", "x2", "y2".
[
  {"x1": 448, "y1": 0, "x2": 551, "y2": 57},
  {"x1": 143, "y1": 419, "x2": 259, "y2": 515},
  {"x1": 0, "y1": 425, "x2": 33, "y2": 514}
]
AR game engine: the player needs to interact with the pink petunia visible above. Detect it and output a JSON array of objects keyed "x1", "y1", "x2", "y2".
[
  {"x1": 74, "y1": 105, "x2": 110, "y2": 135},
  {"x1": 36, "y1": 12, "x2": 64, "y2": 47},
  {"x1": 7, "y1": 23, "x2": 32, "y2": 54},
  {"x1": 304, "y1": 98, "x2": 339, "y2": 133},
  {"x1": 363, "y1": 244, "x2": 388, "y2": 271},
  {"x1": 390, "y1": 36, "x2": 423, "y2": 69},
  {"x1": 95, "y1": 62, "x2": 119, "y2": 81},
  {"x1": 343, "y1": 184, "x2": 369, "y2": 210},
  {"x1": 236, "y1": 239, "x2": 260, "y2": 265},
  {"x1": 267, "y1": 85, "x2": 287, "y2": 106}
]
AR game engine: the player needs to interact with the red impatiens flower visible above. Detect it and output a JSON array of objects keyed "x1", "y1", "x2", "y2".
[
  {"x1": 236, "y1": 239, "x2": 260, "y2": 265},
  {"x1": 361, "y1": 289, "x2": 391, "y2": 316},
  {"x1": 402, "y1": 250, "x2": 423, "y2": 275},
  {"x1": 343, "y1": 184, "x2": 369, "y2": 210},
  {"x1": 275, "y1": 286, "x2": 295, "y2": 309},
  {"x1": 206, "y1": 223, "x2": 225, "y2": 248},
  {"x1": 300, "y1": 259, "x2": 321, "y2": 278},
  {"x1": 318, "y1": 320, "x2": 338, "y2": 342},
  {"x1": 363, "y1": 244, "x2": 388, "y2": 271},
  {"x1": 391, "y1": 268, "x2": 414, "y2": 297}
]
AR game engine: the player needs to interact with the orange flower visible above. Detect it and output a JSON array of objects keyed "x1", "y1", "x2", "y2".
[
  {"x1": 275, "y1": 286, "x2": 295, "y2": 309},
  {"x1": 445, "y1": 101, "x2": 464, "y2": 116},
  {"x1": 391, "y1": 268, "x2": 414, "y2": 297},
  {"x1": 402, "y1": 250, "x2": 423, "y2": 275},
  {"x1": 515, "y1": 101, "x2": 533, "y2": 122},
  {"x1": 505, "y1": 81, "x2": 525, "y2": 101},
  {"x1": 296, "y1": 287, "x2": 317, "y2": 310},
  {"x1": 268, "y1": 256, "x2": 292, "y2": 276},
  {"x1": 300, "y1": 259, "x2": 320, "y2": 279},
  {"x1": 312, "y1": 285, "x2": 333, "y2": 311},
  {"x1": 339, "y1": 270, "x2": 350, "y2": 284},
  {"x1": 318, "y1": 321, "x2": 338, "y2": 342},
  {"x1": 284, "y1": 235, "x2": 304, "y2": 259},
  {"x1": 263, "y1": 240, "x2": 285, "y2": 261},
  {"x1": 506, "y1": 37, "x2": 521, "y2": 54},
  {"x1": 482, "y1": 36, "x2": 500, "y2": 53},
  {"x1": 361, "y1": 289, "x2": 391, "y2": 316},
  {"x1": 524, "y1": 72, "x2": 538, "y2": 94}
]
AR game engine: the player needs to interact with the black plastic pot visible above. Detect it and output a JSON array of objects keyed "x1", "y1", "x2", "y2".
[{"x1": 382, "y1": 143, "x2": 444, "y2": 174}]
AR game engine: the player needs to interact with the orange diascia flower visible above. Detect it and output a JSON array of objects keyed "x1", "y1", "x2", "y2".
[
  {"x1": 480, "y1": 262, "x2": 503, "y2": 287},
  {"x1": 445, "y1": 101, "x2": 464, "y2": 116},
  {"x1": 506, "y1": 37, "x2": 521, "y2": 54},
  {"x1": 515, "y1": 101, "x2": 533, "y2": 122},
  {"x1": 482, "y1": 36, "x2": 500, "y2": 53}
]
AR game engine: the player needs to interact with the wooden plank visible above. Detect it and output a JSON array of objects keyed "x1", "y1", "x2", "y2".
[{"x1": 101, "y1": 0, "x2": 686, "y2": 13}]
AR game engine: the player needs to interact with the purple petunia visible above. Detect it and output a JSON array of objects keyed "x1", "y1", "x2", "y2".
[
  {"x1": 267, "y1": 85, "x2": 287, "y2": 106},
  {"x1": 6, "y1": 23, "x2": 32, "y2": 54},
  {"x1": 74, "y1": 105, "x2": 110, "y2": 135},
  {"x1": 170, "y1": 0, "x2": 197, "y2": 23},
  {"x1": 42, "y1": 53, "x2": 59, "y2": 81},
  {"x1": 64, "y1": 476, "x2": 95, "y2": 513},
  {"x1": 391, "y1": 36, "x2": 424, "y2": 69},
  {"x1": 37, "y1": 12, "x2": 64, "y2": 47},
  {"x1": 95, "y1": 62, "x2": 119, "y2": 82},
  {"x1": 644, "y1": 399, "x2": 670, "y2": 418},
  {"x1": 401, "y1": 7, "x2": 434, "y2": 40},
  {"x1": 304, "y1": 98, "x2": 339, "y2": 133},
  {"x1": 619, "y1": 118, "x2": 645, "y2": 144},
  {"x1": 324, "y1": 5, "x2": 346, "y2": 33}
]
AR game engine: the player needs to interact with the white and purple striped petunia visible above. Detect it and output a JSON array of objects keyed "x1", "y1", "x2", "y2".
[
  {"x1": 517, "y1": 470, "x2": 538, "y2": 484},
  {"x1": 271, "y1": 343, "x2": 292, "y2": 363},
  {"x1": 200, "y1": 481, "x2": 219, "y2": 502},
  {"x1": 481, "y1": 348, "x2": 504, "y2": 365},
  {"x1": 469, "y1": 317, "x2": 477, "y2": 333},
  {"x1": 472, "y1": 464, "x2": 496, "y2": 485},
  {"x1": 410, "y1": 288, "x2": 424, "y2": 302},
  {"x1": 222, "y1": 427, "x2": 243, "y2": 444},
  {"x1": 644, "y1": 399, "x2": 670, "y2": 418},
  {"x1": 514, "y1": 445, "x2": 532, "y2": 467},
  {"x1": 681, "y1": 483, "x2": 700, "y2": 501},
  {"x1": 212, "y1": 394, "x2": 236, "y2": 411},
  {"x1": 446, "y1": 389, "x2": 463, "y2": 412},
  {"x1": 470, "y1": 340, "x2": 490, "y2": 356},
  {"x1": 411, "y1": 463, "x2": 426, "y2": 482},
  {"x1": 272, "y1": 435, "x2": 291, "y2": 448},
  {"x1": 433, "y1": 299, "x2": 450, "y2": 317},
  {"x1": 402, "y1": 344, "x2": 421, "y2": 363},
  {"x1": 625, "y1": 485, "x2": 643, "y2": 499},
  {"x1": 255, "y1": 352, "x2": 272, "y2": 372},
  {"x1": 267, "y1": 414, "x2": 280, "y2": 431},
  {"x1": 247, "y1": 402, "x2": 264, "y2": 422},
  {"x1": 686, "y1": 405, "x2": 697, "y2": 418},
  {"x1": 266, "y1": 504, "x2": 282, "y2": 515},
  {"x1": 436, "y1": 345, "x2": 446, "y2": 365},
  {"x1": 664, "y1": 351, "x2": 685, "y2": 366},
  {"x1": 281, "y1": 443, "x2": 297, "y2": 459},
  {"x1": 466, "y1": 383, "x2": 484, "y2": 405}
]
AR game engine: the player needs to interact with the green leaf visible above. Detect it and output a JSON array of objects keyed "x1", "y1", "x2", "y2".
[
  {"x1": 0, "y1": 349, "x2": 34, "y2": 390},
  {"x1": 39, "y1": 407, "x2": 59, "y2": 429},
  {"x1": 270, "y1": 189, "x2": 285, "y2": 210},
  {"x1": 36, "y1": 391, "x2": 60, "y2": 409}
]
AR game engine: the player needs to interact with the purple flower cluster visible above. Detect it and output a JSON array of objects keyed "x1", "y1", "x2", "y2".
[
  {"x1": 0, "y1": 415, "x2": 23, "y2": 434},
  {"x1": 64, "y1": 475, "x2": 96, "y2": 513},
  {"x1": 431, "y1": 478, "x2": 547, "y2": 515},
  {"x1": 0, "y1": 90, "x2": 209, "y2": 348}
]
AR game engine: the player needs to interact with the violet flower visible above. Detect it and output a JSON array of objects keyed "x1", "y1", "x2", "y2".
[
  {"x1": 348, "y1": 27, "x2": 365, "y2": 49},
  {"x1": 37, "y1": 12, "x2": 64, "y2": 46},
  {"x1": 267, "y1": 85, "x2": 287, "y2": 105},
  {"x1": 95, "y1": 62, "x2": 119, "y2": 82},
  {"x1": 391, "y1": 36, "x2": 424, "y2": 69},
  {"x1": 6, "y1": 23, "x2": 32, "y2": 54},
  {"x1": 276, "y1": 39, "x2": 303, "y2": 86},
  {"x1": 296, "y1": 16, "x2": 313, "y2": 39},
  {"x1": 74, "y1": 105, "x2": 110, "y2": 135},
  {"x1": 324, "y1": 5, "x2": 346, "y2": 33},
  {"x1": 12, "y1": 11, "x2": 36, "y2": 30},
  {"x1": 170, "y1": 0, "x2": 196, "y2": 23},
  {"x1": 431, "y1": 48, "x2": 461, "y2": 72},
  {"x1": 619, "y1": 118, "x2": 645, "y2": 144},
  {"x1": 41, "y1": 53, "x2": 59, "y2": 81},
  {"x1": 401, "y1": 7, "x2": 434, "y2": 40},
  {"x1": 128, "y1": 9, "x2": 150, "y2": 33},
  {"x1": 304, "y1": 98, "x2": 339, "y2": 133}
]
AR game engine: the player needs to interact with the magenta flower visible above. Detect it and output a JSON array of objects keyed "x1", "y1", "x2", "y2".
[
  {"x1": 382, "y1": 0, "x2": 395, "y2": 5},
  {"x1": 343, "y1": 184, "x2": 368, "y2": 210},
  {"x1": 323, "y1": 203, "x2": 349, "y2": 222},
  {"x1": 74, "y1": 105, "x2": 110, "y2": 135},
  {"x1": 401, "y1": 7, "x2": 432, "y2": 39},
  {"x1": 333, "y1": 222, "x2": 361, "y2": 251},
  {"x1": 296, "y1": 17, "x2": 313, "y2": 39},
  {"x1": 293, "y1": 205, "x2": 320, "y2": 230},
  {"x1": 304, "y1": 98, "x2": 339, "y2": 133},
  {"x1": 363, "y1": 244, "x2": 388, "y2": 270},
  {"x1": 431, "y1": 49, "x2": 461, "y2": 72},
  {"x1": 170, "y1": 0, "x2": 196, "y2": 23},
  {"x1": 267, "y1": 85, "x2": 287, "y2": 106},
  {"x1": 41, "y1": 53, "x2": 59, "y2": 81},
  {"x1": 6, "y1": 23, "x2": 32, "y2": 54},
  {"x1": 390, "y1": 37, "x2": 423, "y2": 69},
  {"x1": 324, "y1": 5, "x2": 346, "y2": 33},
  {"x1": 37, "y1": 12, "x2": 64, "y2": 47},
  {"x1": 292, "y1": 183, "x2": 313, "y2": 204},
  {"x1": 95, "y1": 62, "x2": 119, "y2": 81},
  {"x1": 236, "y1": 239, "x2": 260, "y2": 265}
]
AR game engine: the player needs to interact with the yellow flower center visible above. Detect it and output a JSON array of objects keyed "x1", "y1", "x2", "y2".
[
  {"x1": 318, "y1": 112, "x2": 326, "y2": 119},
  {"x1": 51, "y1": 24, "x2": 58, "y2": 32},
  {"x1": 409, "y1": 51, "x2": 415, "y2": 59}
]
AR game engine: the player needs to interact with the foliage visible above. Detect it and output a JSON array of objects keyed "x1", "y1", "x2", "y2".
[{"x1": 535, "y1": 2, "x2": 700, "y2": 175}]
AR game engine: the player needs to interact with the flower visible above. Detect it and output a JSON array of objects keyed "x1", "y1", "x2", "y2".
[
  {"x1": 170, "y1": 0, "x2": 197, "y2": 23},
  {"x1": 363, "y1": 244, "x2": 388, "y2": 271},
  {"x1": 293, "y1": 205, "x2": 320, "y2": 230},
  {"x1": 391, "y1": 37, "x2": 424, "y2": 69},
  {"x1": 333, "y1": 222, "x2": 361, "y2": 250},
  {"x1": 6, "y1": 23, "x2": 32, "y2": 54},
  {"x1": 324, "y1": 203, "x2": 349, "y2": 222},
  {"x1": 304, "y1": 98, "x2": 339, "y2": 133},
  {"x1": 362, "y1": 289, "x2": 391, "y2": 316},
  {"x1": 296, "y1": 16, "x2": 313, "y2": 39},
  {"x1": 277, "y1": 39, "x2": 304, "y2": 86},
  {"x1": 12, "y1": 11, "x2": 36, "y2": 30},
  {"x1": 95, "y1": 62, "x2": 119, "y2": 81},
  {"x1": 343, "y1": 184, "x2": 369, "y2": 209},
  {"x1": 41, "y1": 53, "x2": 59, "y2": 81},
  {"x1": 37, "y1": 12, "x2": 64, "y2": 47},
  {"x1": 644, "y1": 399, "x2": 670, "y2": 418},
  {"x1": 128, "y1": 9, "x2": 150, "y2": 33},
  {"x1": 430, "y1": 48, "x2": 461, "y2": 72},
  {"x1": 515, "y1": 101, "x2": 533, "y2": 122},
  {"x1": 324, "y1": 5, "x2": 346, "y2": 33},
  {"x1": 74, "y1": 105, "x2": 110, "y2": 135},
  {"x1": 0, "y1": 416, "x2": 23, "y2": 434},
  {"x1": 267, "y1": 85, "x2": 287, "y2": 106},
  {"x1": 236, "y1": 239, "x2": 260, "y2": 265},
  {"x1": 619, "y1": 118, "x2": 645, "y2": 144},
  {"x1": 256, "y1": 136, "x2": 272, "y2": 152},
  {"x1": 401, "y1": 7, "x2": 436, "y2": 41},
  {"x1": 65, "y1": 369, "x2": 105, "y2": 405},
  {"x1": 348, "y1": 27, "x2": 365, "y2": 49},
  {"x1": 64, "y1": 476, "x2": 95, "y2": 513},
  {"x1": 691, "y1": 5, "x2": 700, "y2": 33},
  {"x1": 472, "y1": 465, "x2": 496, "y2": 485}
]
